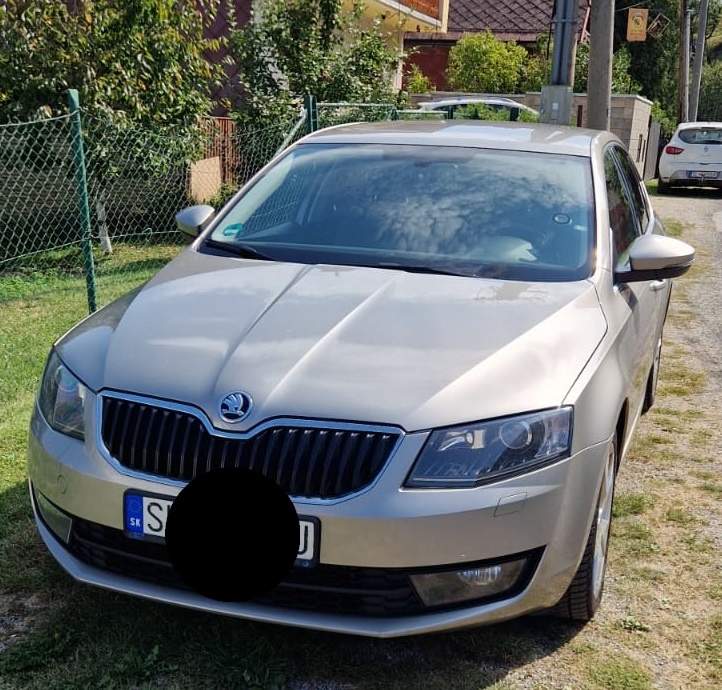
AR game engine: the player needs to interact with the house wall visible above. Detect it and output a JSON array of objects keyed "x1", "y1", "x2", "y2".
[
  {"x1": 524, "y1": 93, "x2": 654, "y2": 176},
  {"x1": 404, "y1": 38, "x2": 456, "y2": 90},
  {"x1": 404, "y1": 33, "x2": 467, "y2": 91}
]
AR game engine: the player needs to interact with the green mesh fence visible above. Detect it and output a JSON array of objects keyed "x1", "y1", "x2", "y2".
[
  {"x1": 0, "y1": 114, "x2": 83, "y2": 281},
  {"x1": 0, "y1": 95, "x2": 443, "y2": 316},
  {"x1": 0, "y1": 109, "x2": 308, "y2": 311}
]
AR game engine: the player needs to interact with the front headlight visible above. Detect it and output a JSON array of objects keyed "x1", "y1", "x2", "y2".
[
  {"x1": 406, "y1": 407, "x2": 572, "y2": 488},
  {"x1": 37, "y1": 350, "x2": 87, "y2": 440}
]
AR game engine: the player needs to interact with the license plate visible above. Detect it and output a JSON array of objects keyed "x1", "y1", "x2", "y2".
[
  {"x1": 688, "y1": 171, "x2": 718, "y2": 179},
  {"x1": 123, "y1": 492, "x2": 318, "y2": 565}
]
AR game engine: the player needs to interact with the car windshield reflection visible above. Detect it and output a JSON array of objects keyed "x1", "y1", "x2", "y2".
[{"x1": 207, "y1": 143, "x2": 595, "y2": 282}]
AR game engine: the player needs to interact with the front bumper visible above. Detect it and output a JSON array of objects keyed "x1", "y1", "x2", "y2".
[{"x1": 28, "y1": 404, "x2": 611, "y2": 637}]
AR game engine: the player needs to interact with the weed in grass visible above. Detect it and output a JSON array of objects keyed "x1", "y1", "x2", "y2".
[
  {"x1": 701, "y1": 482, "x2": 722, "y2": 496},
  {"x1": 658, "y1": 369, "x2": 706, "y2": 397},
  {"x1": 612, "y1": 519, "x2": 659, "y2": 558},
  {"x1": 613, "y1": 493, "x2": 650, "y2": 518},
  {"x1": 664, "y1": 506, "x2": 696, "y2": 526},
  {"x1": 692, "y1": 615, "x2": 722, "y2": 680},
  {"x1": 692, "y1": 470, "x2": 717, "y2": 481},
  {"x1": 661, "y1": 219, "x2": 687, "y2": 237},
  {"x1": 587, "y1": 653, "x2": 652, "y2": 690},
  {"x1": 629, "y1": 566, "x2": 666, "y2": 584},
  {"x1": 679, "y1": 533, "x2": 715, "y2": 554},
  {"x1": 618, "y1": 616, "x2": 651, "y2": 633},
  {"x1": 0, "y1": 626, "x2": 75, "y2": 675}
]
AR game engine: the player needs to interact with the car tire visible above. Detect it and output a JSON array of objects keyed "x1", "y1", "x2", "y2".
[
  {"x1": 642, "y1": 336, "x2": 662, "y2": 414},
  {"x1": 550, "y1": 435, "x2": 617, "y2": 621},
  {"x1": 657, "y1": 178, "x2": 670, "y2": 194}
]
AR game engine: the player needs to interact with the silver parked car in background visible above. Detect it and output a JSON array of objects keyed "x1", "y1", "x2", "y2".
[
  {"x1": 658, "y1": 121, "x2": 722, "y2": 192},
  {"x1": 29, "y1": 121, "x2": 694, "y2": 637},
  {"x1": 418, "y1": 95, "x2": 539, "y2": 120}
]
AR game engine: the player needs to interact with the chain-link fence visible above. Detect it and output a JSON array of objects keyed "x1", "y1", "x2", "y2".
[
  {"x1": 0, "y1": 93, "x2": 447, "y2": 315},
  {"x1": 0, "y1": 97, "x2": 306, "y2": 311}
]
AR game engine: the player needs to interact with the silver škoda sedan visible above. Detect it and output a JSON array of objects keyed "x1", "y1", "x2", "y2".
[{"x1": 29, "y1": 121, "x2": 694, "y2": 637}]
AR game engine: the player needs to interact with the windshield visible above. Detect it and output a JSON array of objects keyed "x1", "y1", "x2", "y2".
[{"x1": 205, "y1": 142, "x2": 595, "y2": 282}]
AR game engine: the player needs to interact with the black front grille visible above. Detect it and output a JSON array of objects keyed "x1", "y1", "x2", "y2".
[
  {"x1": 68, "y1": 518, "x2": 424, "y2": 617},
  {"x1": 101, "y1": 396, "x2": 400, "y2": 499}
]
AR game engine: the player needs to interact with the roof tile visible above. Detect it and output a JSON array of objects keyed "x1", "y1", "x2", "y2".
[{"x1": 448, "y1": 0, "x2": 588, "y2": 40}]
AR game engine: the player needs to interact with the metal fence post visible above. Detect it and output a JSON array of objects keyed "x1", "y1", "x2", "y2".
[
  {"x1": 305, "y1": 94, "x2": 318, "y2": 133},
  {"x1": 67, "y1": 89, "x2": 97, "y2": 313}
]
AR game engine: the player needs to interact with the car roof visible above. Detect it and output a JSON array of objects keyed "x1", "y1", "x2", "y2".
[
  {"x1": 297, "y1": 120, "x2": 619, "y2": 158},
  {"x1": 419, "y1": 96, "x2": 537, "y2": 111},
  {"x1": 674, "y1": 121, "x2": 722, "y2": 131},
  {"x1": 421, "y1": 96, "x2": 522, "y2": 105}
]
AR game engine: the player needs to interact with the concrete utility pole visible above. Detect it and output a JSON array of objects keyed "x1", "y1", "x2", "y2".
[
  {"x1": 689, "y1": 0, "x2": 709, "y2": 121},
  {"x1": 540, "y1": 0, "x2": 578, "y2": 124},
  {"x1": 679, "y1": 2, "x2": 692, "y2": 122},
  {"x1": 587, "y1": 0, "x2": 615, "y2": 130},
  {"x1": 551, "y1": 0, "x2": 578, "y2": 85}
]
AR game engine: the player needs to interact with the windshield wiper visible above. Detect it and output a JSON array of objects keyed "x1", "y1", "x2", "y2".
[
  {"x1": 205, "y1": 239, "x2": 275, "y2": 261},
  {"x1": 376, "y1": 261, "x2": 472, "y2": 277}
]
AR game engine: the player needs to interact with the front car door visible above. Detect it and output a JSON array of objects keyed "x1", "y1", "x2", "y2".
[{"x1": 602, "y1": 145, "x2": 670, "y2": 435}]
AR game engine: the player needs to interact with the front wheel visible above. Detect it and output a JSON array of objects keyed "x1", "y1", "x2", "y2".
[{"x1": 551, "y1": 435, "x2": 617, "y2": 621}]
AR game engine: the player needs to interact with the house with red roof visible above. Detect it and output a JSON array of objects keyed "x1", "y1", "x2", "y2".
[{"x1": 404, "y1": 0, "x2": 591, "y2": 91}]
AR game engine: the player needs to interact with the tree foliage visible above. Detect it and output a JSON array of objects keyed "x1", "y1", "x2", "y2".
[
  {"x1": 613, "y1": 1, "x2": 681, "y2": 124},
  {"x1": 573, "y1": 43, "x2": 642, "y2": 94},
  {"x1": 699, "y1": 60, "x2": 722, "y2": 120},
  {"x1": 0, "y1": 0, "x2": 224, "y2": 125},
  {"x1": 405, "y1": 65, "x2": 435, "y2": 94},
  {"x1": 228, "y1": 0, "x2": 405, "y2": 126},
  {"x1": 446, "y1": 30, "x2": 528, "y2": 93}
]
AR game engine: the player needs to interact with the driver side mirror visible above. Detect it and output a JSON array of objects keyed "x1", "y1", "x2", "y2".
[
  {"x1": 175, "y1": 205, "x2": 215, "y2": 239},
  {"x1": 614, "y1": 234, "x2": 695, "y2": 283}
]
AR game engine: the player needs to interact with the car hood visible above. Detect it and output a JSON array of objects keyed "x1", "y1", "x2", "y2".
[{"x1": 58, "y1": 250, "x2": 607, "y2": 432}]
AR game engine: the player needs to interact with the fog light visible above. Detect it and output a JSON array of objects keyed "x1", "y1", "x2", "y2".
[
  {"x1": 458, "y1": 565, "x2": 503, "y2": 586},
  {"x1": 410, "y1": 557, "x2": 528, "y2": 607},
  {"x1": 34, "y1": 488, "x2": 73, "y2": 544}
]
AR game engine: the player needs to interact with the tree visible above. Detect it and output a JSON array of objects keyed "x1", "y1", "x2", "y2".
[
  {"x1": 0, "y1": 0, "x2": 224, "y2": 125},
  {"x1": 573, "y1": 43, "x2": 642, "y2": 94},
  {"x1": 228, "y1": 0, "x2": 405, "y2": 126},
  {"x1": 613, "y1": 1, "x2": 681, "y2": 125},
  {"x1": 445, "y1": 30, "x2": 528, "y2": 93},
  {"x1": 690, "y1": 0, "x2": 722, "y2": 39},
  {"x1": 698, "y1": 60, "x2": 722, "y2": 119}
]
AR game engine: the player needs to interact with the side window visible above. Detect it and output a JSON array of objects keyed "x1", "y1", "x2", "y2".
[
  {"x1": 604, "y1": 149, "x2": 640, "y2": 263},
  {"x1": 613, "y1": 147, "x2": 650, "y2": 231}
]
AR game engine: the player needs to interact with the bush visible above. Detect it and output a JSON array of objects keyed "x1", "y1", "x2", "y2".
[
  {"x1": 446, "y1": 30, "x2": 527, "y2": 93},
  {"x1": 406, "y1": 64, "x2": 435, "y2": 94}
]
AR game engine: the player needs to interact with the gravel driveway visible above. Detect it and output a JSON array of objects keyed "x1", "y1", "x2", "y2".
[{"x1": 653, "y1": 189, "x2": 722, "y2": 441}]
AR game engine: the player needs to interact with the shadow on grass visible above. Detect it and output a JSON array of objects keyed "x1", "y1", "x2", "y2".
[
  {"x1": 0, "y1": 479, "x2": 585, "y2": 690},
  {"x1": 647, "y1": 183, "x2": 722, "y2": 200}
]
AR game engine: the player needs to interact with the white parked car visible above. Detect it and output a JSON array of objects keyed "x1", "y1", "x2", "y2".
[
  {"x1": 29, "y1": 121, "x2": 693, "y2": 637},
  {"x1": 658, "y1": 121, "x2": 722, "y2": 192}
]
